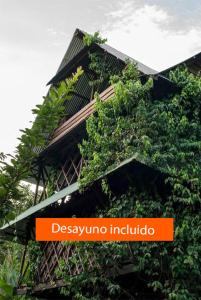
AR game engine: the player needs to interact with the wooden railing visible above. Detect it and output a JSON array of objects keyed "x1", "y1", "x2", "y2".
[{"x1": 49, "y1": 85, "x2": 114, "y2": 146}]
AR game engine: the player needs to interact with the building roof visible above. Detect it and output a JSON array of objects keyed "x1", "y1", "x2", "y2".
[
  {"x1": 100, "y1": 43, "x2": 157, "y2": 75},
  {"x1": 47, "y1": 28, "x2": 157, "y2": 86},
  {"x1": 160, "y1": 51, "x2": 201, "y2": 76},
  {"x1": 0, "y1": 182, "x2": 78, "y2": 244},
  {"x1": 47, "y1": 28, "x2": 201, "y2": 87}
]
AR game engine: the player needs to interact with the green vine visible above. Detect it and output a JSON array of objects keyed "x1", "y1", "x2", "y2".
[
  {"x1": 83, "y1": 31, "x2": 107, "y2": 47},
  {"x1": 27, "y1": 241, "x2": 43, "y2": 285},
  {"x1": 63, "y1": 62, "x2": 201, "y2": 299},
  {"x1": 83, "y1": 32, "x2": 121, "y2": 98},
  {"x1": 79, "y1": 62, "x2": 153, "y2": 187}
]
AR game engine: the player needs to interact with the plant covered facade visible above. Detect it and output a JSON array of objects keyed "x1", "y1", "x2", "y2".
[{"x1": 0, "y1": 29, "x2": 201, "y2": 300}]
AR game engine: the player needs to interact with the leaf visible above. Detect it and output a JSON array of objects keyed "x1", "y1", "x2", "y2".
[{"x1": 0, "y1": 279, "x2": 13, "y2": 297}]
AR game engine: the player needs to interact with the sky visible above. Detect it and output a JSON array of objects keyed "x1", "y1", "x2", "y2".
[{"x1": 0, "y1": 0, "x2": 201, "y2": 155}]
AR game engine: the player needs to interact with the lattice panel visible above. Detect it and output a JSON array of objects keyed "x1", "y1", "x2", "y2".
[
  {"x1": 35, "y1": 154, "x2": 84, "y2": 284},
  {"x1": 55, "y1": 154, "x2": 83, "y2": 191},
  {"x1": 36, "y1": 242, "x2": 98, "y2": 284}
]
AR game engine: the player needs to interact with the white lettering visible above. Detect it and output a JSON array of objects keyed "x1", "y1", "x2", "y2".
[{"x1": 52, "y1": 223, "x2": 60, "y2": 233}]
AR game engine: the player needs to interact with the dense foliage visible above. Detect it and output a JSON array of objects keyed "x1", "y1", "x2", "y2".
[
  {"x1": 83, "y1": 32, "x2": 121, "y2": 97},
  {"x1": 72, "y1": 63, "x2": 201, "y2": 299}
]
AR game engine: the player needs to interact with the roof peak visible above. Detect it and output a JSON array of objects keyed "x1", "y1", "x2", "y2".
[{"x1": 48, "y1": 28, "x2": 201, "y2": 86}]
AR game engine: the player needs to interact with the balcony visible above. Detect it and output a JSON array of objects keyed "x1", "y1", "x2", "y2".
[{"x1": 49, "y1": 85, "x2": 114, "y2": 146}]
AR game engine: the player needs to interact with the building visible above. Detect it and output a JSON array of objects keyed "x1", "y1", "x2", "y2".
[{"x1": 0, "y1": 28, "x2": 200, "y2": 299}]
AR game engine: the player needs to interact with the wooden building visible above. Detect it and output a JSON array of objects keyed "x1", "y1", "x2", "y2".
[{"x1": 0, "y1": 29, "x2": 200, "y2": 299}]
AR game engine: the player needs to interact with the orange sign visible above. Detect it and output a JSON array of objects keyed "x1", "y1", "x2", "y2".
[{"x1": 36, "y1": 218, "x2": 174, "y2": 241}]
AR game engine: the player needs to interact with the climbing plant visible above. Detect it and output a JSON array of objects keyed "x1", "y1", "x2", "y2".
[
  {"x1": 60, "y1": 61, "x2": 201, "y2": 300},
  {"x1": 79, "y1": 62, "x2": 153, "y2": 187},
  {"x1": 83, "y1": 32, "x2": 121, "y2": 98}
]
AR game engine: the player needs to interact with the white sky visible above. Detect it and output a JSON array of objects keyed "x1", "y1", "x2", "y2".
[{"x1": 0, "y1": 0, "x2": 201, "y2": 155}]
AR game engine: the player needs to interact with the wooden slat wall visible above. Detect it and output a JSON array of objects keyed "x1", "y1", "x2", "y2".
[{"x1": 49, "y1": 85, "x2": 114, "y2": 146}]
